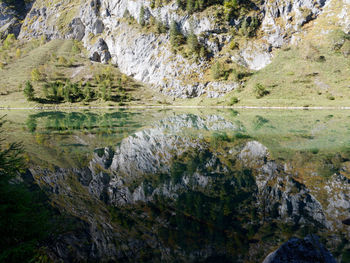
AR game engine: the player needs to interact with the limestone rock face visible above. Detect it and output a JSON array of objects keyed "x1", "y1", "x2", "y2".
[
  {"x1": 89, "y1": 38, "x2": 111, "y2": 63},
  {"x1": 16, "y1": 0, "x2": 350, "y2": 97},
  {"x1": 261, "y1": 0, "x2": 330, "y2": 48},
  {"x1": 263, "y1": 235, "x2": 337, "y2": 263},
  {"x1": 0, "y1": 2, "x2": 21, "y2": 38}
]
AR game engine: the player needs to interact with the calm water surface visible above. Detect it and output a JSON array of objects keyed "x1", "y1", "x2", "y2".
[{"x1": 3, "y1": 109, "x2": 350, "y2": 262}]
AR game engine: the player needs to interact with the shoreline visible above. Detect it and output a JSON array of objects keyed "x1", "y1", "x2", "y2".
[{"x1": 1, "y1": 105, "x2": 350, "y2": 110}]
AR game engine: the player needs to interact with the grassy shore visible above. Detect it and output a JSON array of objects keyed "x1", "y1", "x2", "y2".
[{"x1": 1, "y1": 34, "x2": 350, "y2": 109}]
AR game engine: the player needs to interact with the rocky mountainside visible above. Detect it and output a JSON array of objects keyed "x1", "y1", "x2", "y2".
[{"x1": 1, "y1": 0, "x2": 350, "y2": 99}]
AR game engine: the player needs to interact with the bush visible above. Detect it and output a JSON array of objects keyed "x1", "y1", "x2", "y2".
[
  {"x1": 326, "y1": 94, "x2": 335, "y2": 100},
  {"x1": 229, "y1": 96, "x2": 239, "y2": 105},
  {"x1": 15, "y1": 48, "x2": 21, "y2": 58},
  {"x1": 3, "y1": 34, "x2": 15, "y2": 49},
  {"x1": 229, "y1": 40, "x2": 238, "y2": 50},
  {"x1": 170, "y1": 20, "x2": 185, "y2": 48},
  {"x1": 224, "y1": 0, "x2": 238, "y2": 20},
  {"x1": 341, "y1": 40, "x2": 350, "y2": 57},
  {"x1": 239, "y1": 17, "x2": 259, "y2": 37},
  {"x1": 23, "y1": 81, "x2": 35, "y2": 101},
  {"x1": 71, "y1": 40, "x2": 81, "y2": 54},
  {"x1": 329, "y1": 29, "x2": 350, "y2": 51},
  {"x1": 31, "y1": 68, "x2": 42, "y2": 82},
  {"x1": 83, "y1": 83, "x2": 93, "y2": 101},
  {"x1": 99, "y1": 81, "x2": 112, "y2": 101},
  {"x1": 254, "y1": 83, "x2": 269, "y2": 98},
  {"x1": 211, "y1": 61, "x2": 223, "y2": 80},
  {"x1": 156, "y1": 19, "x2": 167, "y2": 34},
  {"x1": 139, "y1": 5, "x2": 146, "y2": 27},
  {"x1": 57, "y1": 56, "x2": 72, "y2": 67},
  {"x1": 187, "y1": 29, "x2": 200, "y2": 55}
]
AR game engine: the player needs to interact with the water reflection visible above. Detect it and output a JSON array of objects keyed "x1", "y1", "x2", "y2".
[{"x1": 4, "y1": 109, "x2": 350, "y2": 262}]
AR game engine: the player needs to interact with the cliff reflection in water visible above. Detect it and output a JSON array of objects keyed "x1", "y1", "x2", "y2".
[{"x1": 6, "y1": 109, "x2": 350, "y2": 262}]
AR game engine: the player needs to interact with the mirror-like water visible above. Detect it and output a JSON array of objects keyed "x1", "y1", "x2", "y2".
[{"x1": 3, "y1": 109, "x2": 350, "y2": 262}]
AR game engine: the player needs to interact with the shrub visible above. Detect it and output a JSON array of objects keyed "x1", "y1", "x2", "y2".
[
  {"x1": 327, "y1": 94, "x2": 335, "y2": 100},
  {"x1": 329, "y1": 29, "x2": 350, "y2": 51},
  {"x1": 57, "y1": 56, "x2": 71, "y2": 67},
  {"x1": 187, "y1": 29, "x2": 200, "y2": 55},
  {"x1": 254, "y1": 83, "x2": 269, "y2": 98},
  {"x1": 99, "y1": 80, "x2": 112, "y2": 101},
  {"x1": 224, "y1": 0, "x2": 238, "y2": 20},
  {"x1": 341, "y1": 40, "x2": 350, "y2": 57},
  {"x1": 31, "y1": 68, "x2": 42, "y2": 82},
  {"x1": 83, "y1": 83, "x2": 93, "y2": 101},
  {"x1": 229, "y1": 96, "x2": 239, "y2": 105},
  {"x1": 229, "y1": 40, "x2": 238, "y2": 50},
  {"x1": 23, "y1": 81, "x2": 35, "y2": 101},
  {"x1": 211, "y1": 61, "x2": 223, "y2": 80},
  {"x1": 170, "y1": 20, "x2": 185, "y2": 48},
  {"x1": 3, "y1": 34, "x2": 15, "y2": 49},
  {"x1": 156, "y1": 19, "x2": 167, "y2": 34},
  {"x1": 139, "y1": 5, "x2": 145, "y2": 27},
  {"x1": 15, "y1": 48, "x2": 21, "y2": 58},
  {"x1": 71, "y1": 40, "x2": 81, "y2": 54}
]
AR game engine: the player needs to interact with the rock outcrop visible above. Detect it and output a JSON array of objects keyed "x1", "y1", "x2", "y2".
[
  {"x1": 15, "y1": 0, "x2": 349, "y2": 98},
  {"x1": 0, "y1": 2, "x2": 22, "y2": 38},
  {"x1": 263, "y1": 235, "x2": 337, "y2": 263}
]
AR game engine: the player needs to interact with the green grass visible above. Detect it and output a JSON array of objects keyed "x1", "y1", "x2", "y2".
[{"x1": 0, "y1": 39, "x2": 169, "y2": 108}]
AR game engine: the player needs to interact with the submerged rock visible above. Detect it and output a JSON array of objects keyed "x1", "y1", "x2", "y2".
[{"x1": 263, "y1": 235, "x2": 337, "y2": 263}]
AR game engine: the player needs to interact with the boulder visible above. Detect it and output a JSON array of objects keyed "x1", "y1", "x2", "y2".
[
  {"x1": 263, "y1": 235, "x2": 337, "y2": 263},
  {"x1": 89, "y1": 38, "x2": 111, "y2": 63}
]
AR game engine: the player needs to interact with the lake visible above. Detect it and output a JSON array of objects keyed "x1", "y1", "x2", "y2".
[{"x1": 2, "y1": 109, "x2": 350, "y2": 262}]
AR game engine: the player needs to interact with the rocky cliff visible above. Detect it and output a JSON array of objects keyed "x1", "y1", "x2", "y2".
[{"x1": 1, "y1": 0, "x2": 349, "y2": 99}]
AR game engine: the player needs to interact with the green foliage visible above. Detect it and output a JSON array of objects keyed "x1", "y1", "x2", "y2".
[
  {"x1": 3, "y1": 34, "x2": 15, "y2": 49},
  {"x1": 224, "y1": 0, "x2": 238, "y2": 20},
  {"x1": 329, "y1": 29, "x2": 350, "y2": 51},
  {"x1": 42, "y1": 80, "x2": 88, "y2": 103},
  {"x1": 99, "y1": 80, "x2": 112, "y2": 101},
  {"x1": 177, "y1": 0, "x2": 219, "y2": 13},
  {"x1": 0, "y1": 117, "x2": 54, "y2": 262},
  {"x1": 57, "y1": 56, "x2": 72, "y2": 67},
  {"x1": 229, "y1": 96, "x2": 239, "y2": 105},
  {"x1": 240, "y1": 16, "x2": 259, "y2": 37},
  {"x1": 254, "y1": 83, "x2": 269, "y2": 98},
  {"x1": 83, "y1": 82, "x2": 93, "y2": 101},
  {"x1": 139, "y1": 5, "x2": 146, "y2": 27},
  {"x1": 211, "y1": 61, "x2": 223, "y2": 80},
  {"x1": 170, "y1": 20, "x2": 185, "y2": 48},
  {"x1": 187, "y1": 28, "x2": 200, "y2": 55},
  {"x1": 326, "y1": 94, "x2": 335, "y2": 100},
  {"x1": 23, "y1": 80, "x2": 35, "y2": 101},
  {"x1": 71, "y1": 40, "x2": 81, "y2": 54},
  {"x1": 340, "y1": 40, "x2": 350, "y2": 57},
  {"x1": 156, "y1": 18, "x2": 167, "y2": 34},
  {"x1": 31, "y1": 68, "x2": 42, "y2": 82}
]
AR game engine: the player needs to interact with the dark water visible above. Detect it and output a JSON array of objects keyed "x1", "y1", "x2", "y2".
[{"x1": 3, "y1": 109, "x2": 350, "y2": 262}]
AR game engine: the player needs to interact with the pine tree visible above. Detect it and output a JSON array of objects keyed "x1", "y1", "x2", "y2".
[
  {"x1": 139, "y1": 5, "x2": 145, "y2": 27},
  {"x1": 187, "y1": 27, "x2": 199, "y2": 54},
  {"x1": 23, "y1": 81, "x2": 35, "y2": 101},
  {"x1": 186, "y1": 0, "x2": 194, "y2": 13},
  {"x1": 170, "y1": 20, "x2": 184, "y2": 48}
]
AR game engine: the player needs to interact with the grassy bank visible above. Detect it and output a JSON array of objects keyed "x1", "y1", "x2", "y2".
[{"x1": 1, "y1": 34, "x2": 350, "y2": 108}]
